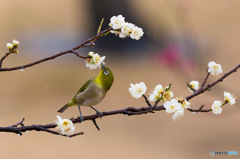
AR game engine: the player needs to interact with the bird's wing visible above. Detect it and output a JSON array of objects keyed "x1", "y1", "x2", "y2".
[{"x1": 75, "y1": 78, "x2": 95, "y2": 96}]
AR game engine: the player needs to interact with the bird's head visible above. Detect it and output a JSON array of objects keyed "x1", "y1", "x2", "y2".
[{"x1": 95, "y1": 63, "x2": 114, "y2": 91}]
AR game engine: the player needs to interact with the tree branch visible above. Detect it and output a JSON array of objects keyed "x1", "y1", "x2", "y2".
[
  {"x1": 0, "y1": 27, "x2": 113, "y2": 72},
  {"x1": 0, "y1": 118, "x2": 84, "y2": 137},
  {"x1": 185, "y1": 64, "x2": 240, "y2": 101},
  {"x1": 0, "y1": 63, "x2": 239, "y2": 137}
]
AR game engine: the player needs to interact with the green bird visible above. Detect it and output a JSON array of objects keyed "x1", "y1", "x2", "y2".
[{"x1": 57, "y1": 63, "x2": 114, "y2": 122}]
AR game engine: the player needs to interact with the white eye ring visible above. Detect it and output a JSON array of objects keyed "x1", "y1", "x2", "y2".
[{"x1": 104, "y1": 70, "x2": 109, "y2": 75}]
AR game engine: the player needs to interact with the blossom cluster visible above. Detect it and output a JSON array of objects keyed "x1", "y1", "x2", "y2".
[
  {"x1": 129, "y1": 82, "x2": 187, "y2": 121},
  {"x1": 55, "y1": 115, "x2": 75, "y2": 136},
  {"x1": 85, "y1": 51, "x2": 105, "y2": 70},
  {"x1": 149, "y1": 84, "x2": 173, "y2": 102},
  {"x1": 109, "y1": 15, "x2": 144, "y2": 40},
  {"x1": 187, "y1": 61, "x2": 236, "y2": 115},
  {"x1": 6, "y1": 39, "x2": 19, "y2": 54},
  {"x1": 129, "y1": 61, "x2": 236, "y2": 121},
  {"x1": 164, "y1": 98, "x2": 190, "y2": 121}
]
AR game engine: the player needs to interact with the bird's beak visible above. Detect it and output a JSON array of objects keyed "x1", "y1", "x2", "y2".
[
  {"x1": 101, "y1": 62, "x2": 105, "y2": 71},
  {"x1": 101, "y1": 62, "x2": 109, "y2": 75}
]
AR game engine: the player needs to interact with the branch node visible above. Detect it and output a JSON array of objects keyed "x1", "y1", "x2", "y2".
[
  {"x1": 198, "y1": 105, "x2": 205, "y2": 112},
  {"x1": 36, "y1": 125, "x2": 44, "y2": 131},
  {"x1": 123, "y1": 110, "x2": 130, "y2": 116}
]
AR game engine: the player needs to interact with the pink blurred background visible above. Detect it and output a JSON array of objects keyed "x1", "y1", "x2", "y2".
[{"x1": 0, "y1": 0, "x2": 239, "y2": 158}]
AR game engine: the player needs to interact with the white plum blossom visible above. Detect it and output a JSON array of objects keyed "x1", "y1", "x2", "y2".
[
  {"x1": 110, "y1": 15, "x2": 125, "y2": 29},
  {"x1": 188, "y1": 81, "x2": 199, "y2": 93},
  {"x1": 164, "y1": 99, "x2": 181, "y2": 113},
  {"x1": 88, "y1": 51, "x2": 94, "y2": 57},
  {"x1": 86, "y1": 52, "x2": 105, "y2": 70},
  {"x1": 155, "y1": 84, "x2": 164, "y2": 94},
  {"x1": 208, "y1": 61, "x2": 223, "y2": 76},
  {"x1": 110, "y1": 30, "x2": 120, "y2": 35},
  {"x1": 149, "y1": 84, "x2": 163, "y2": 101},
  {"x1": 162, "y1": 90, "x2": 173, "y2": 102},
  {"x1": 129, "y1": 82, "x2": 147, "y2": 99},
  {"x1": 149, "y1": 91, "x2": 159, "y2": 102},
  {"x1": 119, "y1": 32, "x2": 128, "y2": 38},
  {"x1": 110, "y1": 30, "x2": 128, "y2": 38},
  {"x1": 12, "y1": 39, "x2": 19, "y2": 46},
  {"x1": 172, "y1": 108, "x2": 184, "y2": 121},
  {"x1": 211, "y1": 101, "x2": 222, "y2": 115},
  {"x1": 56, "y1": 115, "x2": 75, "y2": 136},
  {"x1": 181, "y1": 99, "x2": 191, "y2": 109},
  {"x1": 224, "y1": 92, "x2": 236, "y2": 105},
  {"x1": 177, "y1": 97, "x2": 191, "y2": 109},
  {"x1": 121, "y1": 22, "x2": 135, "y2": 35},
  {"x1": 93, "y1": 53, "x2": 103, "y2": 64},
  {"x1": 130, "y1": 26, "x2": 144, "y2": 40},
  {"x1": 6, "y1": 43, "x2": 14, "y2": 49}
]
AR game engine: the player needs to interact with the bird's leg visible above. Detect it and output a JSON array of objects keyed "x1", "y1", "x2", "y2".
[
  {"x1": 78, "y1": 105, "x2": 84, "y2": 122},
  {"x1": 90, "y1": 106, "x2": 103, "y2": 119}
]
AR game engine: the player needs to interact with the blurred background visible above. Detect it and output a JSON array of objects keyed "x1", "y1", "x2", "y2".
[{"x1": 0, "y1": 0, "x2": 239, "y2": 158}]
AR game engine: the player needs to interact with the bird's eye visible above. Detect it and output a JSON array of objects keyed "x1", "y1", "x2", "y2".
[{"x1": 104, "y1": 70, "x2": 109, "y2": 75}]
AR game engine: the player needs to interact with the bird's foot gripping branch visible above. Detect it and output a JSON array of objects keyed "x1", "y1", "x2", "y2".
[{"x1": 0, "y1": 15, "x2": 239, "y2": 138}]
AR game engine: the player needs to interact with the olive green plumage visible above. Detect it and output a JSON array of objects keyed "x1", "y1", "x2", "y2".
[{"x1": 57, "y1": 63, "x2": 114, "y2": 120}]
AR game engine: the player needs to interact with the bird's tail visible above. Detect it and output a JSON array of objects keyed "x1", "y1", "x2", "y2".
[{"x1": 57, "y1": 104, "x2": 69, "y2": 113}]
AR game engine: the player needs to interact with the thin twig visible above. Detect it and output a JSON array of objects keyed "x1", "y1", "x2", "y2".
[
  {"x1": 9, "y1": 118, "x2": 25, "y2": 128},
  {"x1": 199, "y1": 69, "x2": 210, "y2": 90},
  {"x1": 92, "y1": 119, "x2": 100, "y2": 131},
  {"x1": 35, "y1": 125, "x2": 84, "y2": 137},
  {"x1": 97, "y1": 18, "x2": 104, "y2": 34},
  {"x1": 0, "y1": 52, "x2": 11, "y2": 68},
  {"x1": 72, "y1": 27, "x2": 112, "y2": 50},
  {"x1": 142, "y1": 94, "x2": 152, "y2": 107},
  {"x1": 69, "y1": 132, "x2": 84, "y2": 138},
  {"x1": 187, "y1": 105, "x2": 211, "y2": 113}
]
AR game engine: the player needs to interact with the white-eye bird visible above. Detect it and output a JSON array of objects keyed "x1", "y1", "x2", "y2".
[{"x1": 57, "y1": 63, "x2": 114, "y2": 121}]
